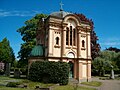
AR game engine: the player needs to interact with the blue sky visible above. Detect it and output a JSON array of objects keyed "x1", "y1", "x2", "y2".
[{"x1": 0, "y1": 0, "x2": 120, "y2": 58}]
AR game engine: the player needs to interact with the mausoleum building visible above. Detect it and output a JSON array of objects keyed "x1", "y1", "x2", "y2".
[{"x1": 29, "y1": 9, "x2": 93, "y2": 82}]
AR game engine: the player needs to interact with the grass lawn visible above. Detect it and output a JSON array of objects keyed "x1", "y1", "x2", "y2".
[
  {"x1": 81, "y1": 81, "x2": 102, "y2": 87},
  {"x1": 0, "y1": 76, "x2": 97, "y2": 90},
  {"x1": 53, "y1": 85, "x2": 96, "y2": 90}
]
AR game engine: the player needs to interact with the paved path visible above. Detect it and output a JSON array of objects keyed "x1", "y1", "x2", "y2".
[
  {"x1": 92, "y1": 77, "x2": 120, "y2": 90},
  {"x1": 70, "y1": 78, "x2": 120, "y2": 90},
  {"x1": 98, "y1": 80, "x2": 120, "y2": 90}
]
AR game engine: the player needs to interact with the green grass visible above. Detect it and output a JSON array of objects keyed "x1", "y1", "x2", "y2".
[
  {"x1": 81, "y1": 81, "x2": 102, "y2": 87},
  {"x1": 53, "y1": 85, "x2": 96, "y2": 90},
  {"x1": 0, "y1": 86, "x2": 29, "y2": 90},
  {"x1": 0, "y1": 76, "x2": 97, "y2": 90},
  {"x1": 0, "y1": 76, "x2": 53, "y2": 90}
]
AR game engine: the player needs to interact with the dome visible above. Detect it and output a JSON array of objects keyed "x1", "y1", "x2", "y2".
[
  {"x1": 30, "y1": 45, "x2": 44, "y2": 56},
  {"x1": 50, "y1": 11, "x2": 71, "y2": 18}
]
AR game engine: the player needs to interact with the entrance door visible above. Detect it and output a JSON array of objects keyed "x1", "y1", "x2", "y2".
[
  {"x1": 67, "y1": 52, "x2": 75, "y2": 78},
  {"x1": 68, "y1": 61, "x2": 74, "y2": 78}
]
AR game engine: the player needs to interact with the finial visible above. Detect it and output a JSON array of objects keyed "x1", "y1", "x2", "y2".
[{"x1": 60, "y1": 1, "x2": 64, "y2": 11}]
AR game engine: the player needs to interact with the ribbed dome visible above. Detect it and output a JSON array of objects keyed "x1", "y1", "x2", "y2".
[
  {"x1": 50, "y1": 11, "x2": 71, "y2": 18},
  {"x1": 31, "y1": 45, "x2": 44, "y2": 56}
]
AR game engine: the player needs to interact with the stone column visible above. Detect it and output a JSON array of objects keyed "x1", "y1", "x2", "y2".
[
  {"x1": 74, "y1": 60, "x2": 77, "y2": 79},
  {"x1": 61, "y1": 23, "x2": 67, "y2": 57},
  {"x1": 77, "y1": 61, "x2": 83, "y2": 82},
  {"x1": 62, "y1": 28, "x2": 66, "y2": 57},
  {"x1": 86, "y1": 26, "x2": 91, "y2": 59},
  {"x1": 87, "y1": 61, "x2": 91, "y2": 81},
  {"x1": 77, "y1": 26, "x2": 81, "y2": 58},
  {"x1": 48, "y1": 29, "x2": 53, "y2": 56}
]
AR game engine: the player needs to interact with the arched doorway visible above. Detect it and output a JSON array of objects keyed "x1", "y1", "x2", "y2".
[
  {"x1": 68, "y1": 61, "x2": 74, "y2": 78},
  {"x1": 67, "y1": 52, "x2": 75, "y2": 78}
]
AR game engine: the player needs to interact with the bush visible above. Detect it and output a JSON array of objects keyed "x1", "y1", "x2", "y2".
[
  {"x1": 20, "y1": 68, "x2": 27, "y2": 75},
  {"x1": 0, "y1": 69, "x2": 4, "y2": 75},
  {"x1": 6, "y1": 82, "x2": 20, "y2": 87},
  {"x1": 28, "y1": 61, "x2": 69, "y2": 85}
]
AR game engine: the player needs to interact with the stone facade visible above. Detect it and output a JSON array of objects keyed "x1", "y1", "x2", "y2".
[{"x1": 29, "y1": 10, "x2": 93, "y2": 82}]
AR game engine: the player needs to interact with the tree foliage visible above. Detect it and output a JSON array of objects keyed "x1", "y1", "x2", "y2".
[
  {"x1": 17, "y1": 14, "x2": 47, "y2": 67},
  {"x1": 0, "y1": 38, "x2": 15, "y2": 65},
  {"x1": 106, "y1": 47, "x2": 120, "y2": 53},
  {"x1": 92, "y1": 50, "x2": 119, "y2": 76},
  {"x1": 29, "y1": 61, "x2": 69, "y2": 85},
  {"x1": 91, "y1": 30, "x2": 100, "y2": 60}
]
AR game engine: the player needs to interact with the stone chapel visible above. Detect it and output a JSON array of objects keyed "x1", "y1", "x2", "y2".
[{"x1": 29, "y1": 8, "x2": 93, "y2": 82}]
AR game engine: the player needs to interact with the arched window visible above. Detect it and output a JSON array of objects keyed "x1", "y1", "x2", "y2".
[
  {"x1": 82, "y1": 40, "x2": 85, "y2": 47},
  {"x1": 70, "y1": 26, "x2": 72, "y2": 45},
  {"x1": 66, "y1": 27, "x2": 69, "y2": 45},
  {"x1": 73, "y1": 29, "x2": 76, "y2": 46},
  {"x1": 56, "y1": 37, "x2": 59, "y2": 45},
  {"x1": 66, "y1": 26, "x2": 76, "y2": 46}
]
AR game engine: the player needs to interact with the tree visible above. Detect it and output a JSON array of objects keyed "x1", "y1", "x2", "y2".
[
  {"x1": 106, "y1": 47, "x2": 120, "y2": 53},
  {"x1": 0, "y1": 38, "x2": 15, "y2": 65},
  {"x1": 91, "y1": 30, "x2": 100, "y2": 60},
  {"x1": 114, "y1": 52, "x2": 120, "y2": 73},
  {"x1": 92, "y1": 50, "x2": 119, "y2": 76},
  {"x1": 17, "y1": 14, "x2": 47, "y2": 67}
]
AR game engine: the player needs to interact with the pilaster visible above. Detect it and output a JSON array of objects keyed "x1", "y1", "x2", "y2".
[{"x1": 61, "y1": 23, "x2": 67, "y2": 57}]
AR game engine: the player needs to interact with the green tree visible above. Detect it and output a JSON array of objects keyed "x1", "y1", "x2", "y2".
[
  {"x1": 0, "y1": 38, "x2": 15, "y2": 65},
  {"x1": 17, "y1": 14, "x2": 47, "y2": 67},
  {"x1": 106, "y1": 47, "x2": 120, "y2": 53},
  {"x1": 92, "y1": 50, "x2": 118, "y2": 76},
  {"x1": 114, "y1": 52, "x2": 120, "y2": 73}
]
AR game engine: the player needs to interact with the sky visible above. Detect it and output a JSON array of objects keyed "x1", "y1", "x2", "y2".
[{"x1": 0, "y1": 0, "x2": 120, "y2": 58}]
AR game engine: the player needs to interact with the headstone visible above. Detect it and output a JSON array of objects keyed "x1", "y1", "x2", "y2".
[
  {"x1": 14, "y1": 69, "x2": 20, "y2": 78},
  {"x1": 0, "y1": 61, "x2": 5, "y2": 75},
  {"x1": 0, "y1": 61, "x2": 5, "y2": 70},
  {"x1": 110, "y1": 65, "x2": 115, "y2": 79},
  {"x1": 5, "y1": 63, "x2": 11, "y2": 76}
]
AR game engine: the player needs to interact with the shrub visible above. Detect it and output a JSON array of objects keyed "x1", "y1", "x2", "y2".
[
  {"x1": 20, "y1": 68, "x2": 27, "y2": 75},
  {"x1": 28, "y1": 61, "x2": 69, "y2": 85},
  {"x1": 6, "y1": 82, "x2": 20, "y2": 87},
  {"x1": 0, "y1": 69, "x2": 4, "y2": 75}
]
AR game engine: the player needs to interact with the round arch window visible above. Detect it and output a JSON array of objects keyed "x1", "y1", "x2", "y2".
[{"x1": 67, "y1": 52, "x2": 75, "y2": 58}]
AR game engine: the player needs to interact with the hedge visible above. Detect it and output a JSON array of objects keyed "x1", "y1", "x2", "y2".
[{"x1": 28, "y1": 61, "x2": 69, "y2": 85}]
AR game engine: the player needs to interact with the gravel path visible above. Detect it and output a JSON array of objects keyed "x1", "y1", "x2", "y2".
[{"x1": 98, "y1": 80, "x2": 120, "y2": 90}]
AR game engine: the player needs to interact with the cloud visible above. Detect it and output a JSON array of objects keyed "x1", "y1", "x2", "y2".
[
  {"x1": 100, "y1": 37, "x2": 120, "y2": 49},
  {"x1": 0, "y1": 9, "x2": 41, "y2": 17}
]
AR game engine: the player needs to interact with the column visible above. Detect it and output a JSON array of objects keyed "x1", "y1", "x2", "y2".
[
  {"x1": 77, "y1": 28, "x2": 81, "y2": 58},
  {"x1": 48, "y1": 29, "x2": 53, "y2": 56},
  {"x1": 87, "y1": 33, "x2": 91, "y2": 59},
  {"x1": 87, "y1": 61, "x2": 91, "y2": 80},
  {"x1": 74, "y1": 60, "x2": 77, "y2": 79},
  {"x1": 61, "y1": 26, "x2": 66, "y2": 57},
  {"x1": 77, "y1": 61, "x2": 83, "y2": 82}
]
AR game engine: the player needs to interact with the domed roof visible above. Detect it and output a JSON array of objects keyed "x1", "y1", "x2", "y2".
[
  {"x1": 50, "y1": 11, "x2": 71, "y2": 18},
  {"x1": 30, "y1": 45, "x2": 44, "y2": 56}
]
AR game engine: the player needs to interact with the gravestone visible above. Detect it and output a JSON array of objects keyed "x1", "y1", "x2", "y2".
[
  {"x1": 14, "y1": 69, "x2": 21, "y2": 78},
  {"x1": 110, "y1": 65, "x2": 115, "y2": 79},
  {"x1": 5, "y1": 63, "x2": 11, "y2": 76}
]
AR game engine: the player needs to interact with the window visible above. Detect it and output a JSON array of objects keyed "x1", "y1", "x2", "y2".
[
  {"x1": 66, "y1": 26, "x2": 76, "y2": 46},
  {"x1": 56, "y1": 37, "x2": 59, "y2": 45},
  {"x1": 66, "y1": 27, "x2": 69, "y2": 45},
  {"x1": 73, "y1": 29, "x2": 76, "y2": 46},
  {"x1": 70, "y1": 26, "x2": 72, "y2": 45},
  {"x1": 82, "y1": 40, "x2": 85, "y2": 47}
]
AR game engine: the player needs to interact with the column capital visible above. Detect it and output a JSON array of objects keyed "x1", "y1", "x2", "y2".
[
  {"x1": 76, "y1": 25, "x2": 91, "y2": 32},
  {"x1": 62, "y1": 22, "x2": 68, "y2": 28}
]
